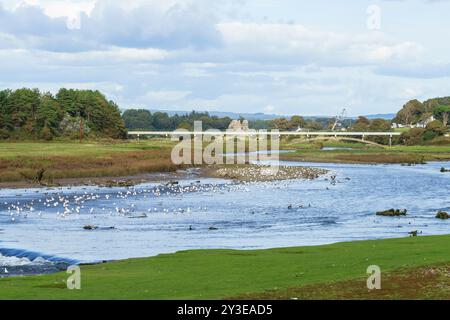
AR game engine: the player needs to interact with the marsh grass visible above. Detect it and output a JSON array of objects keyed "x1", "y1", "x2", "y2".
[
  {"x1": 0, "y1": 140, "x2": 179, "y2": 183},
  {"x1": 1, "y1": 139, "x2": 449, "y2": 182},
  {"x1": 281, "y1": 140, "x2": 450, "y2": 164}
]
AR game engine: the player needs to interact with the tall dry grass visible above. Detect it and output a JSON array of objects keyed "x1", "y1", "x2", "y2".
[{"x1": 0, "y1": 149, "x2": 179, "y2": 183}]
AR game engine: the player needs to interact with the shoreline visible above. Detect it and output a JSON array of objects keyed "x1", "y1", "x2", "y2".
[
  {"x1": 2, "y1": 157, "x2": 448, "y2": 189},
  {"x1": 0, "y1": 235, "x2": 449, "y2": 299},
  {"x1": 3, "y1": 231, "x2": 450, "y2": 279},
  {"x1": 1, "y1": 141, "x2": 448, "y2": 188},
  {"x1": 280, "y1": 151, "x2": 450, "y2": 164},
  {"x1": 0, "y1": 164, "x2": 330, "y2": 189},
  {"x1": 0, "y1": 169, "x2": 199, "y2": 190}
]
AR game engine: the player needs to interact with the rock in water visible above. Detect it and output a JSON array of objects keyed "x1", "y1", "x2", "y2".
[
  {"x1": 83, "y1": 225, "x2": 98, "y2": 230},
  {"x1": 436, "y1": 211, "x2": 449, "y2": 219},
  {"x1": 376, "y1": 209, "x2": 407, "y2": 217}
]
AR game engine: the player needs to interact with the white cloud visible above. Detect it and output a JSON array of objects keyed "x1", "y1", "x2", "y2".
[
  {"x1": 0, "y1": 0, "x2": 222, "y2": 51},
  {"x1": 0, "y1": 0, "x2": 449, "y2": 116},
  {"x1": 217, "y1": 22, "x2": 423, "y2": 66},
  {"x1": 142, "y1": 90, "x2": 192, "y2": 103}
]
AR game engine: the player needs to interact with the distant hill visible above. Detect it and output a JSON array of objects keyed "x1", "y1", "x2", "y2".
[
  {"x1": 127, "y1": 108, "x2": 396, "y2": 121},
  {"x1": 148, "y1": 109, "x2": 284, "y2": 120},
  {"x1": 365, "y1": 113, "x2": 396, "y2": 120},
  {"x1": 145, "y1": 109, "x2": 354, "y2": 120}
]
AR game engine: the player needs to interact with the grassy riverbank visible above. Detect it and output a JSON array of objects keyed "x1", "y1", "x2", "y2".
[
  {"x1": 280, "y1": 140, "x2": 450, "y2": 164},
  {"x1": 0, "y1": 140, "x2": 449, "y2": 185},
  {"x1": 0, "y1": 235, "x2": 449, "y2": 300}
]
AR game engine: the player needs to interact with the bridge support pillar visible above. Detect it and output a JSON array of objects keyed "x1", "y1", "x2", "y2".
[{"x1": 389, "y1": 135, "x2": 392, "y2": 147}]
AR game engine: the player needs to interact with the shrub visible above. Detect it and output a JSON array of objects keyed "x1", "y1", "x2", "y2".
[
  {"x1": 400, "y1": 128, "x2": 425, "y2": 145},
  {"x1": 428, "y1": 136, "x2": 450, "y2": 145},
  {"x1": 0, "y1": 128, "x2": 10, "y2": 139},
  {"x1": 425, "y1": 120, "x2": 446, "y2": 134},
  {"x1": 39, "y1": 126, "x2": 53, "y2": 141}
]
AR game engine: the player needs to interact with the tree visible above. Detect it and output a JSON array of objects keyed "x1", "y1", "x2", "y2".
[
  {"x1": 305, "y1": 121, "x2": 323, "y2": 131},
  {"x1": 152, "y1": 112, "x2": 174, "y2": 130},
  {"x1": 5, "y1": 88, "x2": 41, "y2": 132},
  {"x1": 0, "y1": 90, "x2": 13, "y2": 131},
  {"x1": 400, "y1": 120, "x2": 446, "y2": 145},
  {"x1": 394, "y1": 99, "x2": 424, "y2": 125},
  {"x1": 351, "y1": 116, "x2": 370, "y2": 131},
  {"x1": 269, "y1": 118, "x2": 291, "y2": 131},
  {"x1": 39, "y1": 125, "x2": 53, "y2": 141},
  {"x1": 0, "y1": 87, "x2": 127, "y2": 140},
  {"x1": 36, "y1": 93, "x2": 63, "y2": 134},
  {"x1": 122, "y1": 109, "x2": 154, "y2": 130},
  {"x1": 401, "y1": 128, "x2": 426, "y2": 146},
  {"x1": 423, "y1": 96, "x2": 450, "y2": 113},
  {"x1": 433, "y1": 105, "x2": 450, "y2": 127},
  {"x1": 369, "y1": 118, "x2": 392, "y2": 144},
  {"x1": 369, "y1": 119, "x2": 391, "y2": 132},
  {"x1": 290, "y1": 115, "x2": 306, "y2": 130},
  {"x1": 177, "y1": 121, "x2": 193, "y2": 130}
]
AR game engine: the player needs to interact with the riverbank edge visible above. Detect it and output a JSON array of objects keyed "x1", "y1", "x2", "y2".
[
  {"x1": 0, "y1": 164, "x2": 330, "y2": 189},
  {"x1": 279, "y1": 151, "x2": 450, "y2": 164},
  {"x1": 1, "y1": 141, "x2": 449, "y2": 186},
  {"x1": 2, "y1": 152, "x2": 449, "y2": 189},
  {"x1": 0, "y1": 235, "x2": 449, "y2": 299}
]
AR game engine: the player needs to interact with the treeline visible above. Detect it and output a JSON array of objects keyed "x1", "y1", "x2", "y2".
[
  {"x1": 350, "y1": 117, "x2": 392, "y2": 144},
  {"x1": 393, "y1": 97, "x2": 450, "y2": 145},
  {"x1": 122, "y1": 110, "x2": 344, "y2": 132},
  {"x1": 2, "y1": 87, "x2": 449, "y2": 145},
  {"x1": 400, "y1": 121, "x2": 448, "y2": 145},
  {"x1": 122, "y1": 109, "x2": 233, "y2": 131},
  {"x1": 265, "y1": 116, "x2": 353, "y2": 131},
  {"x1": 0, "y1": 88, "x2": 126, "y2": 140},
  {"x1": 394, "y1": 97, "x2": 450, "y2": 127}
]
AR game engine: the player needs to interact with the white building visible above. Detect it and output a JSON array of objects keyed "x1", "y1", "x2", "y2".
[{"x1": 412, "y1": 115, "x2": 435, "y2": 128}]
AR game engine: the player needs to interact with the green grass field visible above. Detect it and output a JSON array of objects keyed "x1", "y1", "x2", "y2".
[
  {"x1": 0, "y1": 140, "x2": 175, "y2": 158},
  {"x1": 0, "y1": 235, "x2": 449, "y2": 300}
]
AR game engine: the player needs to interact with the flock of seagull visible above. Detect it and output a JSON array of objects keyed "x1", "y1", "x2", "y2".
[
  {"x1": 0, "y1": 171, "x2": 338, "y2": 274},
  {"x1": 0, "y1": 180, "x2": 268, "y2": 225},
  {"x1": 1, "y1": 167, "x2": 334, "y2": 230}
]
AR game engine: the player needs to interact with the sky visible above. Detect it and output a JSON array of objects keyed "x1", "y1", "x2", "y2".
[{"x1": 0, "y1": 0, "x2": 450, "y2": 116}]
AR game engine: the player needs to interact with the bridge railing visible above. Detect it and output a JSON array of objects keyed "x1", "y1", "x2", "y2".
[
  {"x1": 127, "y1": 131, "x2": 401, "y2": 137},
  {"x1": 127, "y1": 131, "x2": 401, "y2": 146}
]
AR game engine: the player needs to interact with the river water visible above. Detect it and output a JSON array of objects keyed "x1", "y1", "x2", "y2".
[{"x1": 0, "y1": 160, "x2": 449, "y2": 274}]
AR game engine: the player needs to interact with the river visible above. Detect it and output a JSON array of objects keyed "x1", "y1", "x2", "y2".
[{"x1": 0, "y1": 160, "x2": 449, "y2": 275}]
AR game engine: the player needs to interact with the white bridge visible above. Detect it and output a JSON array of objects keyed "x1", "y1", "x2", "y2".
[{"x1": 128, "y1": 131, "x2": 401, "y2": 146}]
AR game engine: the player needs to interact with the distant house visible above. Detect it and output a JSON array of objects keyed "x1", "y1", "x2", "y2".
[
  {"x1": 392, "y1": 115, "x2": 435, "y2": 129},
  {"x1": 228, "y1": 120, "x2": 249, "y2": 131},
  {"x1": 413, "y1": 115, "x2": 435, "y2": 128},
  {"x1": 391, "y1": 122, "x2": 405, "y2": 129}
]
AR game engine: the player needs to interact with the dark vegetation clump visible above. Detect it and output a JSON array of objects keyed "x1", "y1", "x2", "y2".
[
  {"x1": 18, "y1": 168, "x2": 49, "y2": 185},
  {"x1": 376, "y1": 209, "x2": 407, "y2": 217}
]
